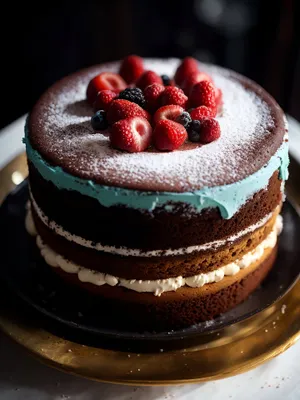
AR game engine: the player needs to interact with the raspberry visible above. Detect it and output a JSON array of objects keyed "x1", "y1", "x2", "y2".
[
  {"x1": 107, "y1": 99, "x2": 150, "y2": 125},
  {"x1": 144, "y1": 83, "x2": 165, "y2": 112},
  {"x1": 110, "y1": 116, "x2": 152, "y2": 153},
  {"x1": 174, "y1": 57, "x2": 199, "y2": 86},
  {"x1": 153, "y1": 120, "x2": 187, "y2": 151},
  {"x1": 160, "y1": 86, "x2": 188, "y2": 108},
  {"x1": 86, "y1": 73, "x2": 126, "y2": 105},
  {"x1": 190, "y1": 105, "x2": 216, "y2": 120},
  {"x1": 118, "y1": 88, "x2": 146, "y2": 108},
  {"x1": 175, "y1": 111, "x2": 192, "y2": 129},
  {"x1": 93, "y1": 90, "x2": 118, "y2": 112},
  {"x1": 119, "y1": 55, "x2": 144, "y2": 84},
  {"x1": 136, "y1": 70, "x2": 163, "y2": 90},
  {"x1": 199, "y1": 118, "x2": 221, "y2": 144},
  {"x1": 153, "y1": 105, "x2": 184, "y2": 125},
  {"x1": 182, "y1": 71, "x2": 212, "y2": 95},
  {"x1": 189, "y1": 80, "x2": 216, "y2": 109},
  {"x1": 91, "y1": 110, "x2": 108, "y2": 131}
]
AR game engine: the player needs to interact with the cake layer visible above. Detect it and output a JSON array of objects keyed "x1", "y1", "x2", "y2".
[
  {"x1": 45, "y1": 245, "x2": 278, "y2": 331},
  {"x1": 27, "y1": 59, "x2": 286, "y2": 192},
  {"x1": 29, "y1": 163, "x2": 283, "y2": 251},
  {"x1": 31, "y1": 201, "x2": 280, "y2": 279},
  {"x1": 26, "y1": 203, "x2": 281, "y2": 292}
]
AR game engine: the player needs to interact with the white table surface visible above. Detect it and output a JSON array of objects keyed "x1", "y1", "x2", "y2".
[{"x1": 0, "y1": 115, "x2": 299, "y2": 400}]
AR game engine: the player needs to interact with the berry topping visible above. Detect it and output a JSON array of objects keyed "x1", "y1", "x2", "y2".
[
  {"x1": 153, "y1": 105, "x2": 184, "y2": 125},
  {"x1": 144, "y1": 83, "x2": 165, "y2": 112},
  {"x1": 215, "y1": 87, "x2": 223, "y2": 107},
  {"x1": 153, "y1": 120, "x2": 188, "y2": 151},
  {"x1": 161, "y1": 74, "x2": 172, "y2": 86},
  {"x1": 136, "y1": 70, "x2": 163, "y2": 90},
  {"x1": 187, "y1": 120, "x2": 202, "y2": 142},
  {"x1": 199, "y1": 118, "x2": 221, "y2": 143},
  {"x1": 160, "y1": 86, "x2": 188, "y2": 108},
  {"x1": 107, "y1": 99, "x2": 150, "y2": 125},
  {"x1": 91, "y1": 110, "x2": 108, "y2": 131},
  {"x1": 119, "y1": 55, "x2": 144, "y2": 84},
  {"x1": 93, "y1": 90, "x2": 118, "y2": 112},
  {"x1": 190, "y1": 105, "x2": 216, "y2": 120},
  {"x1": 174, "y1": 57, "x2": 199, "y2": 86},
  {"x1": 86, "y1": 73, "x2": 126, "y2": 105},
  {"x1": 110, "y1": 116, "x2": 152, "y2": 153},
  {"x1": 182, "y1": 71, "x2": 212, "y2": 95},
  {"x1": 189, "y1": 80, "x2": 216, "y2": 109},
  {"x1": 118, "y1": 87, "x2": 146, "y2": 108},
  {"x1": 176, "y1": 111, "x2": 192, "y2": 129}
]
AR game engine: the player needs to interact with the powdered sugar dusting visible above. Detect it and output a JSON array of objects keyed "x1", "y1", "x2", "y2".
[{"x1": 30, "y1": 59, "x2": 280, "y2": 191}]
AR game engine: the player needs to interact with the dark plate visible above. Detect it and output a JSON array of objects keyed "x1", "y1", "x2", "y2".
[{"x1": 0, "y1": 181, "x2": 299, "y2": 352}]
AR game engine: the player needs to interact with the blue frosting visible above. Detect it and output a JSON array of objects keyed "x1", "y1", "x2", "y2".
[{"x1": 24, "y1": 130, "x2": 289, "y2": 219}]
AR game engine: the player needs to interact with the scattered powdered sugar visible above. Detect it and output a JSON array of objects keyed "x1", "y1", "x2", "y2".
[{"x1": 32, "y1": 59, "x2": 277, "y2": 191}]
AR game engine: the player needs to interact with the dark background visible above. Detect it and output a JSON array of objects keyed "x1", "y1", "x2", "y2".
[{"x1": 1, "y1": 0, "x2": 299, "y2": 129}]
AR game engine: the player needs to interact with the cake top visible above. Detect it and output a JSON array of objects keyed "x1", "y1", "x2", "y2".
[{"x1": 28, "y1": 58, "x2": 286, "y2": 192}]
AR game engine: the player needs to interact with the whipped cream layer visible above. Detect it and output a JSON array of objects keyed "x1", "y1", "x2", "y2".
[
  {"x1": 26, "y1": 207, "x2": 282, "y2": 296},
  {"x1": 30, "y1": 192, "x2": 278, "y2": 257}
]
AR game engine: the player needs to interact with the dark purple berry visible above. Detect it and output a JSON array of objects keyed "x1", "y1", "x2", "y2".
[
  {"x1": 161, "y1": 74, "x2": 172, "y2": 86},
  {"x1": 91, "y1": 110, "x2": 108, "y2": 131},
  {"x1": 176, "y1": 111, "x2": 192, "y2": 129},
  {"x1": 118, "y1": 87, "x2": 146, "y2": 108}
]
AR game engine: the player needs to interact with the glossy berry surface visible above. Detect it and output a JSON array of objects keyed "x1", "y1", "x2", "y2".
[
  {"x1": 176, "y1": 111, "x2": 192, "y2": 129},
  {"x1": 118, "y1": 88, "x2": 146, "y2": 108},
  {"x1": 91, "y1": 110, "x2": 108, "y2": 131}
]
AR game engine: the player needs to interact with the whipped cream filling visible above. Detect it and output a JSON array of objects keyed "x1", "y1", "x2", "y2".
[
  {"x1": 25, "y1": 207, "x2": 282, "y2": 296},
  {"x1": 29, "y1": 191, "x2": 278, "y2": 257}
]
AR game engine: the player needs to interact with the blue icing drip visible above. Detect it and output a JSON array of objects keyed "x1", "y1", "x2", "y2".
[{"x1": 24, "y1": 126, "x2": 289, "y2": 219}]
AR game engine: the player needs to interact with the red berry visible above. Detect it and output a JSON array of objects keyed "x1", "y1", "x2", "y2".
[
  {"x1": 182, "y1": 71, "x2": 212, "y2": 95},
  {"x1": 144, "y1": 83, "x2": 165, "y2": 111},
  {"x1": 190, "y1": 105, "x2": 216, "y2": 120},
  {"x1": 215, "y1": 87, "x2": 223, "y2": 107},
  {"x1": 110, "y1": 117, "x2": 152, "y2": 153},
  {"x1": 199, "y1": 118, "x2": 221, "y2": 144},
  {"x1": 160, "y1": 86, "x2": 188, "y2": 108},
  {"x1": 153, "y1": 120, "x2": 187, "y2": 151},
  {"x1": 174, "y1": 57, "x2": 199, "y2": 86},
  {"x1": 119, "y1": 55, "x2": 144, "y2": 84},
  {"x1": 136, "y1": 70, "x2": 163, "y2": 90},
  {"x1": 86, "y1": 73, "x2": 126, "y2": 105},
  {"x1": 107, "y1": 99, "x2": 150, "y2": 125},
  {"x1": 153, "y1": 105, "x2": 184, "y2": 125},
  {"x1": 93, "y1": 90, "x2": 118, "y2": 112},
  {"x1": 189, "y1": 80, "x2": 216, "y2": 109}
]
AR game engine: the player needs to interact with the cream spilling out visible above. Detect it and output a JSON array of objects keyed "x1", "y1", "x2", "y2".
[{"x1": 25, "y1": 207, "x2": 282, "y2": 296}]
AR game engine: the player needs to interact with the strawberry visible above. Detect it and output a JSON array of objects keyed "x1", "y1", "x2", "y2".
[
  {"x1": 190, "y1": 105, "x2": 216, "y2": 120},
  {"x1": 86, "y1": 73, "x2": 126, "y2": 105},
  {"x1": 119, "y1": 55, "x2": 144, "y2": 84},
  {"x1": 182, "y1": 71, "x2": 212, "y2": 95},
  {"x1": 110, "y1": 117, "x2": 152, "y2": 152},
  {"x1": 160, "y1": 86, "x2": 188, "y2": 108},
  {"x1": 144, "y1": 83, "x2": 165, "y2": 112},
  {"x1": 136, "y1": 70, "x2": 163, "y2": 90},
  {"x1": 93, "y1": 90, "x2": 118, "y2": 112},
  {"x1": 153, "y1": 120, "x2": 187, "y2": 151},
  {"x1": 153, "y1": 105, "x2": 184, "y2": 125},
  {"x1": 189, "y1": 80, "x2": 216, "y2": 109},
  {"x1": 107, "y1": 99, "x2": 150, "y2": 125},
  {"x1": 199, "y1": 118, "x2": 221, "y2": 144},
  {"x1": 174, "y1": 57, "x2": 199, "y2": 86}
]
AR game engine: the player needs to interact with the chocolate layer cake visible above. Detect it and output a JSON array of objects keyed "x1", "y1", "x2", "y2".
[{"x1": 24, "y1": 57, "x2": 289, "y2": 331}]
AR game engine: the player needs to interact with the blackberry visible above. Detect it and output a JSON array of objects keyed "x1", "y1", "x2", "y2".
[
  {"x1": 161, "y1": 74, "x2": 172, "y2": 86},
  {"x1": 176, "y1": 111, "x2": 192, "y2": 129},
  {"x1": 188, "y1": 119, "x2": 202, "y2": 142},
  {"x1": 118, "y1": 88, "x2": 146, "y2": 108},
  {"x1": 91, "y1": 110, "x2": 108, "y2": 131}
]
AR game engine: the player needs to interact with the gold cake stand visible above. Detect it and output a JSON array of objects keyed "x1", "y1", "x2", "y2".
[{"x1": 0, "y1": 153, "x2": 299, "y2": 385}]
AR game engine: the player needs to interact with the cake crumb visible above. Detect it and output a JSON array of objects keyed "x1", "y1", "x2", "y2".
[
  {"x1": 265, "y1": 329, "x2": 268, "y2": 332},
  {"x1": 281, "y1": 305, "x2": 287, "y2": 314},
  {"x1": 128, "y1": 354, "x2": 131, "y2": 358},
  {"x1": 67, "y1": 349, "x2": 72, "y2": 353}
]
